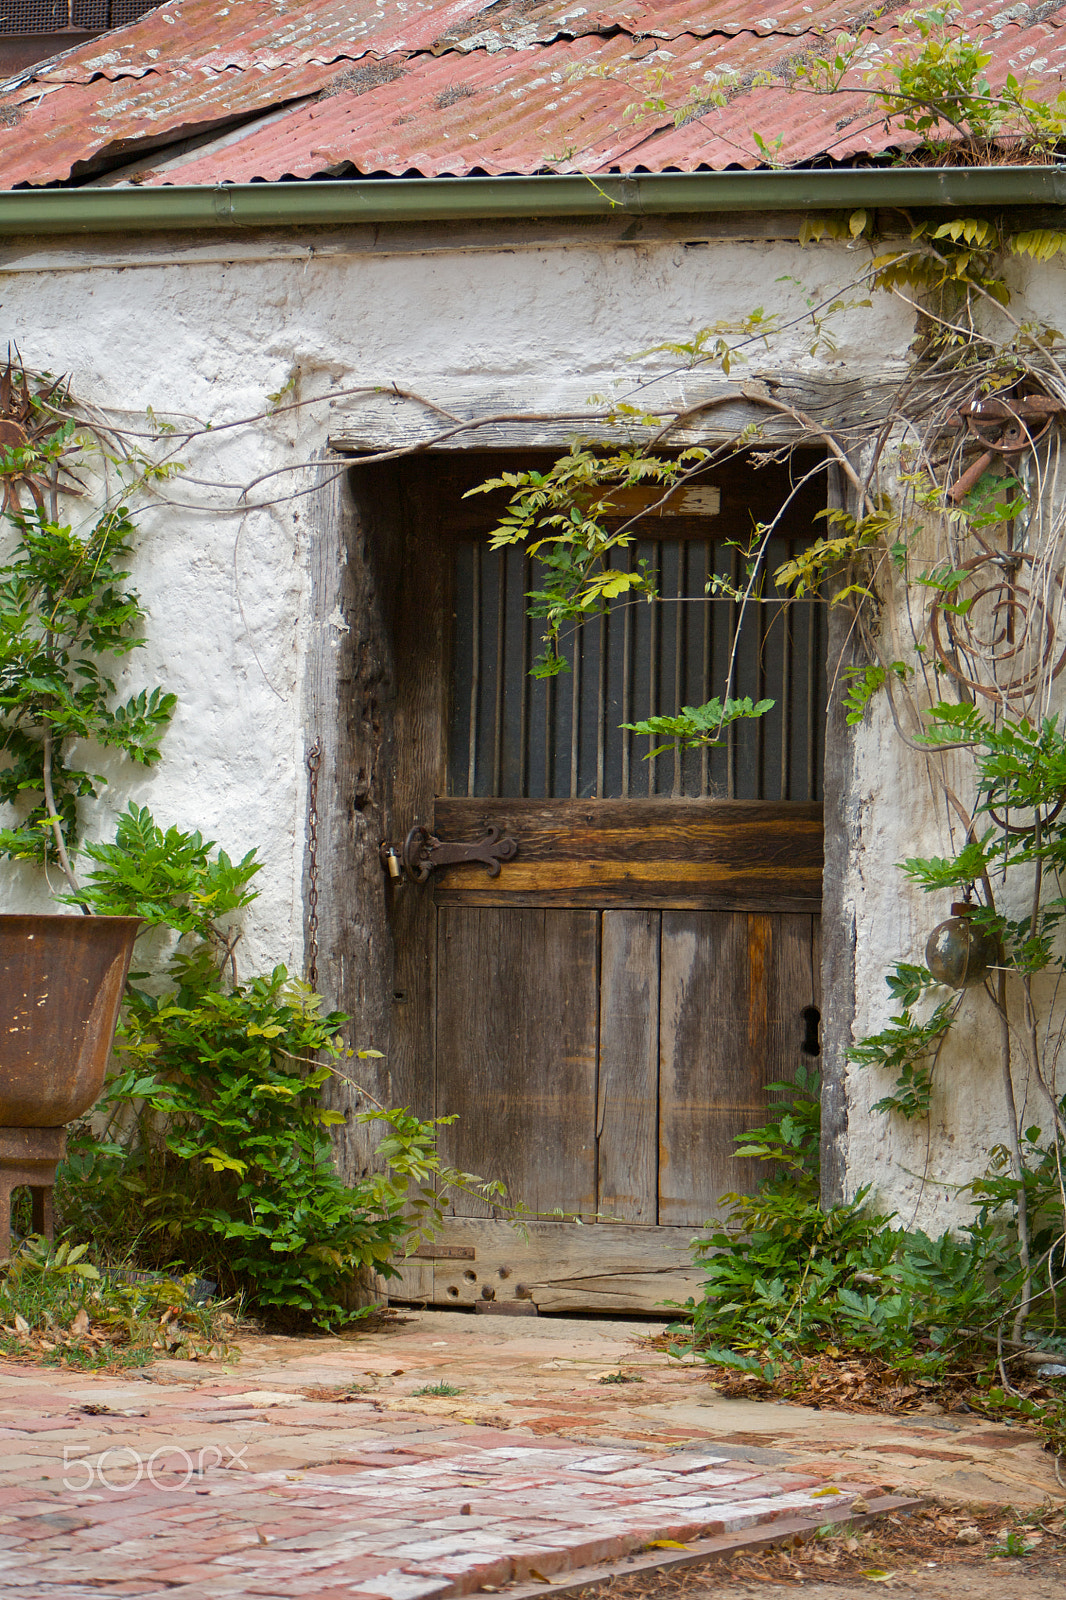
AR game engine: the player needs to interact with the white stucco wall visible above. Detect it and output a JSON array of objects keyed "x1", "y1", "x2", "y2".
[
  {"x1": 843, "y1": 385, "x2": 1066, "y2": 1230},
  {"x1": 2, "y1": 224, "x2": 1062, "y2": 1220},
  {"x1": 845, "y1": 710, "x2": 1005, "y2": 1229}
]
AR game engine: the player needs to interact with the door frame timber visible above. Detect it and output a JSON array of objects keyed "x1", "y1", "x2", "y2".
[{"x1": 306, "y1": 407, "x2": 852, "y2": 1308}]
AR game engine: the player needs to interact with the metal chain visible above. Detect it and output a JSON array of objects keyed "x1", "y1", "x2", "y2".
[{"x1": 306, "y1": 740, "x2": 321, "y2": 992}]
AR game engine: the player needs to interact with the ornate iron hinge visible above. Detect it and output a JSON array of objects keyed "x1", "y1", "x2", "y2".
[{"x1": 380, "y1": 824, "x2": 518, "y2": 883}]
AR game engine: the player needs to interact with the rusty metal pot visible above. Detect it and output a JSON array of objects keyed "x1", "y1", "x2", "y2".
[{"x1": 0, "y1": 913, "x2": 140, "y2": 1126}]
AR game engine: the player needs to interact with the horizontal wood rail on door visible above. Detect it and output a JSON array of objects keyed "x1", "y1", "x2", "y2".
[{"x1": 430, "y1": 797, "x2": 823, "y2": 911}]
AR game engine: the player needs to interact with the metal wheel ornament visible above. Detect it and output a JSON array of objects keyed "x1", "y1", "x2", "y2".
[
  {"x1": 962, "y1": 397, "x2": 1056, "y2": 456},
  {"x1": 929, "y1": 551, "x2": 1066, "y2": 704},
  {"x1": 945, "y1": 386, "x2": 1064, "y2": 503}
]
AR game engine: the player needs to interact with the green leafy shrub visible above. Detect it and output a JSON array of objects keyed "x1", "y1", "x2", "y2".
[
  {"x1": 57, "y1": 957, "x2": 407, "y2": 1325},
  {"x1": 55, "y1": 805, "x2": 505, "y2": 1329},
  {"x1": 68, "y1": 802, "x2": 261, "y2": 933},
  {"x1": 59, "y1": 959, "x2": 496, "y2": 1327},
  {"x1": 682, "y1": 1071, "x2": 1064, "y2": 1384}
]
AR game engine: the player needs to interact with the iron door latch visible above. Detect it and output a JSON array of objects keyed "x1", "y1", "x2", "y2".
[{"x1": 380, "y1": 824, "x2": 518, "y2": 883}]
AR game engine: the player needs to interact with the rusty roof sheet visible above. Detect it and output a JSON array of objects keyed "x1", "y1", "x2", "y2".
[
  {"x1": 141, "y1": 31, "x2": 814, "y2": 184},
  {"x1": 427, "y1": 0, "x2": 916, "y2": 52},
  {"x1": 15, "y1": 0, "x2": 920, "y2": 85},
  {"x1": 1, "y1": 0, "x2": 1065, "y2": 187},
  {"x1": 23, "y1": 0, "x2": 492, "y2": 83},
  {"x1": 148, "y1": 13, "x2": 1066, "y2": 184},
  {"x1": 628, "y1": 12, "x2": 1066, "y2": 172}
]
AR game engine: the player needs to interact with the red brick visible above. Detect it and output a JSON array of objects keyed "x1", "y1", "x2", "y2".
[
  {"x1": 535, "y1": 1530, "x2": 635, "y2": 1566},
  {"x1": 408, "y1": 1550, "x2": 513, "y2": 1593},
  {"x1": 127, "y1": 1564, "x2": 226, "y2": 1585},
  {"x1": 509, "y1": 1545, "x2": 574, "y2": 1580}
]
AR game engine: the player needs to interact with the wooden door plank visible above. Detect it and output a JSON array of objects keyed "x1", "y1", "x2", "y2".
[
  {"x1": 766, "y1": 912, "x2": 819, "y2": 1019},
  {"x1": 659, "y1": 912, "x2": 813, "y2": 1226},
  {"x1": 434, "y1": 862, "x2": 821, "y2": 908},
  {"x1": 435, "y1": 907, "x2": 599, "y2": 1219},
  {"x1": 660, "y1": 912, "x2": 742, "y2": 1226},
  {"x1": 657, "y1": 913, "x2": 821, "y2": 1226},
  {"x1": 763, "y1": 913, "x2": 820, "y2": 1091},
  {"x1": 435, "y1": 797, "x2": 823, "y2": 857},
  {"x1": 598, "y1": 910, "x2": 660, "y2": 1223}
]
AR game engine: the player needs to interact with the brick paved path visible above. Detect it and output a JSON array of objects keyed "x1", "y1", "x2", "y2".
[
  {"x1": 0, "y1": 1370, "x2": 877, "y2": 1598},
  {"x1": 2, "y1": 1306, "x2": 1047, "y2": 1597}
]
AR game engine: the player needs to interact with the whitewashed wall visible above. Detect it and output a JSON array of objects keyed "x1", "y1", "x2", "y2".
[
  {"x1": 1, "y1": 224, "x2": 1060, "y2": 1220},
  {"x1": 845, "y1": 514, "x2": 1066, "y2": 1231}
]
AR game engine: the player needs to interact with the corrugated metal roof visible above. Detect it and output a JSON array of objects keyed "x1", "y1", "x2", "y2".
[
  {"x1": 147, "y1": 15, "x2": 1066, "y2": 184},
  {"x1": 24, "y1": 0, "x2": 492, "y2": 83},
  {"x1": 140, "y1": 32, "x2": 810, "y2": 184},
  {"x1": 427, "y1": 0, "x2": 913, "y2": 52},
  {"x1": 0, "y1": 0, "x2": 880, "y2": 89},
  {"x1": 1, "y1": 0, "x2": 1064, "y2": 187},
  {"x1": 15, "y1": 0, "x2": 921, "y2": 85},
  {"x1": 628, "y1": 12, "x2": 1066, "y2": 173}
]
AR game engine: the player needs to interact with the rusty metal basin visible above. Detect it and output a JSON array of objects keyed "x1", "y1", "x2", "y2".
[{"x1": 0, "y1": 914, "x2": 140, "y2": 1126}]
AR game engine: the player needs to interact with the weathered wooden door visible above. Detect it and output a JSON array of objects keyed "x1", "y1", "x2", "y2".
[{"x1": 386, "y1": 454, "x2": 825, "y2": 1313}]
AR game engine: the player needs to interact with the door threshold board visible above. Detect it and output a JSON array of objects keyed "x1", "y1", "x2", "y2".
[{"x1": 383, "y1": 1217, "x2": 707, "y2": 1315}]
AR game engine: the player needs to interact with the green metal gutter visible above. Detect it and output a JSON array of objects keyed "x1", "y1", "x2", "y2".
[{"x1": 0, "y1": 168, "x2": 1064, "y2": 234}]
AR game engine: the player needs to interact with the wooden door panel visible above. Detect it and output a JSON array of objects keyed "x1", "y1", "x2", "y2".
[
  {"x1": 435, "y1": 906, "x2": 599, "y2": 1219},
  {"x1": 658, "y1": 911, "x2": 817, "y2": 1226},
  {"x1": 597, "y1": 910, "x2": 660, "y2": 1222}
]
